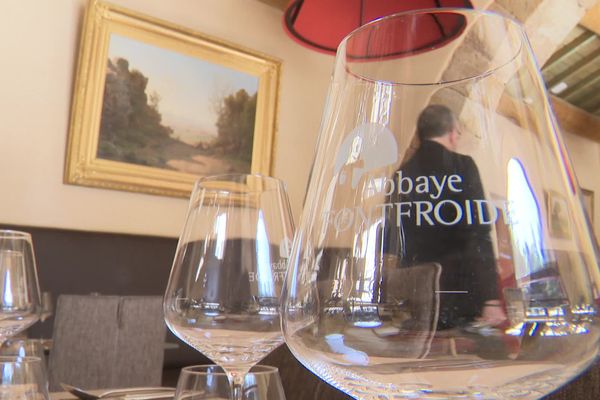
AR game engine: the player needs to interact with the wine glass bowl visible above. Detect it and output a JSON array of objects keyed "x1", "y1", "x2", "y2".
[
  {"x1": 164, "y1": 174, "x2": 295, "y2": 400},
  {"x1": 0, "y1": 230, "x2": 42, "y2": 343},
  {"x1": 281, "y1": 9, "x2": 600, "y2": 400}
]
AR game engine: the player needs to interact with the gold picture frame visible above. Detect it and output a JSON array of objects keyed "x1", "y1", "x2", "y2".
[{"x1": 65, "y1": 0, "x2": 280, "y2": 197}]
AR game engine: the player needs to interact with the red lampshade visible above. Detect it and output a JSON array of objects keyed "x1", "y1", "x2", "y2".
[{"x1": 283, "y1": 0, "x2": 474, "y2": 55}]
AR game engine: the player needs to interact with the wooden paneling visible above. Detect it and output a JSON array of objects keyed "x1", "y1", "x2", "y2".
[{"x1": 551, "y1": 95, "x2": 600, "y2": 142}]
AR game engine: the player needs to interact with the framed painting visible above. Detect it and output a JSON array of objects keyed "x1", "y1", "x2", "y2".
[
  {"x1": 64, "y1": 0, "x2": 280, "y2": 197},
  {"x1": 546, "y1": 191, "x2": 572, "y2": 239}
]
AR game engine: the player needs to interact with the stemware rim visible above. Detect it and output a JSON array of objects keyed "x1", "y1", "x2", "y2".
[
  {"x1": 0, "y1": 229, "x2": 32, "y2": 240},
  {"x1": 193, "y1": 173, "x2": 287, "y2": 194},
  {"x1": 196, "y1": 173, "x2": 282, "y2": 183},
  {"x1": 338, "y1": 7, "x2": 525, "y2": 87},
  {"x1": 181, "y1": 364, "x2": 280, "y2": 376}
]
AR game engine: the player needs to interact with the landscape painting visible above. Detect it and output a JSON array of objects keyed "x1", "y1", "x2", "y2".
[
  {"x1": 64, "y1": 1, "x2": 280, "y2": 197},
  {"x1": 99, "y1": 34, "x2": 258, "y2": 176}
]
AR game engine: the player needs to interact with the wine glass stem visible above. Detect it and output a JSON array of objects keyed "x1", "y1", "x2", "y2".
[
  {"x1": 229, "y1": 374, "x2": 244, "y2": 400},
  {"x1": 232, "y1": 382, "x2": 243, "y2": 400}
]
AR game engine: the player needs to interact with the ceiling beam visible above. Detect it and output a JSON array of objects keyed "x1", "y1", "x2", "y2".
[
  {"x1": 546, "y1": 46, "x2": 600, "y2": 88},
  {"x1": 581, "y1": 93, "x2": 600, "y2": 113},
  {"x1": 561, "y1": 66, "x2": 600, "y2": 100},
  {"x1": 551, "y1": 95, "x2": 600, "y2": 142},
  {"x1": 543, "y1": 31, "x2": 596, "y2": 70}
]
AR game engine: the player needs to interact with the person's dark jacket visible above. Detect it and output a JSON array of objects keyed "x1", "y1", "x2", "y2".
[{"x1": 385, "y1": 140, "x2": 499, "y2": 329}]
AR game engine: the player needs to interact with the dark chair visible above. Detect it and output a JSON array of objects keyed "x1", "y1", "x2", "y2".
[
  {"x1": 47, "y1": 294, "x2": 166, "y2": 391},
  {"x1": 379, "y1": 261, "x2": 442, "y2": 358}
]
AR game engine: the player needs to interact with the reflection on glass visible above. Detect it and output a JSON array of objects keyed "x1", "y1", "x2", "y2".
[
  {"x1": 0, "y1": 251, "x2": 26, "y2": 308},
  {"x1": 507, "y1": 158, "x2": 545, "y2": 280}
]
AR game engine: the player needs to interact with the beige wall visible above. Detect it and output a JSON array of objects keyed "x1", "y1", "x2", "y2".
[
  {"x1": 562, "y1": 131, "x2": 600, "y2": 236},
  {"x1": 0, "y1": 0, "x2": 333, "y2": 237}
]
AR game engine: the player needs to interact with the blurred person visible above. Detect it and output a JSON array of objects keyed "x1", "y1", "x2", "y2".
[{"x1": 385, "y1": 104, "x2": 506, "y2": 331}]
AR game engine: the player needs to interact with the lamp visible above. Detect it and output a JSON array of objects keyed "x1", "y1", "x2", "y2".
[{"x1": 283, "y1": 0, "x2": 474, "y2": 55}]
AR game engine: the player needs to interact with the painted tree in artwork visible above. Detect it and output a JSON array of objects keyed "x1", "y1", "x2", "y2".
[
  {"x1": 98, "y1": 57, "x2": 174, "y2": 166},
  {"x1": 213, "y1": 89, "x2": 257, "y2": 164}
]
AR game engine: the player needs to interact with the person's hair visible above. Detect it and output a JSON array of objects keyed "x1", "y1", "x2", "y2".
[{"x1": 416, "y1": 104, "x2": 456, "y2": 140}]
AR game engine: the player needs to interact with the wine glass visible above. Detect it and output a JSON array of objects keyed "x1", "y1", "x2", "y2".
[
  {"x1": 164, "y1": 174, "x2": 295, "y2": 400},
  {"x1": 0, "y1": 339, "x2": 49, "y2": 388},
  {"x1": 0, "y1": 356, "x2": 49, "y2": 399},
  {"x1": 0, "y1": 230, "x2": 42, "y2": 344},
  {"x1": 281, "y1": 8, "x2": 600, "y2": 400},
  {"x1": 174, "y1": 365, "x2": 286, "y2": 400}
]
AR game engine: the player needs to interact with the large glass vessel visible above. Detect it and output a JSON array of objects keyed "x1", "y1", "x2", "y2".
[{"x1": 281, "y1": 9, "x2": 600, "y2": 400}]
